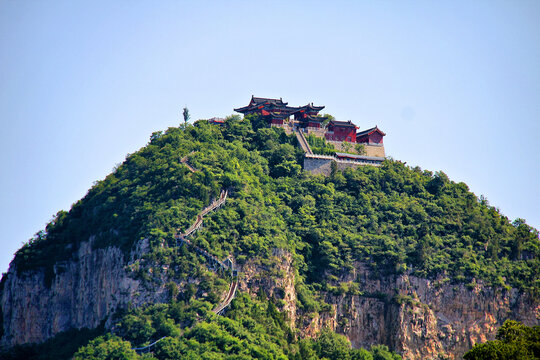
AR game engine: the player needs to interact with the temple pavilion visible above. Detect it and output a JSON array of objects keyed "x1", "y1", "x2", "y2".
[
  {"x1": 234, "y1": 96, "x2": 325, "y2": 128},
  {"x1": 356, "y1": 126, "x2": 385, "y2": 145},
  {"x1": 325, "y1": 120, "x2": 358, "y2": 142}
]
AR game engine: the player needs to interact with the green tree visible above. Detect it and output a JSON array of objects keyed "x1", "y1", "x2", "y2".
[
  {"x1": 73, "y1": 334, "x2": 139, "y2": 360},
  {"x1": 313, "y1": 329, "x2": 352, "y2": 360},
  {"x1": 319, "y1": 113, "x2": 336, "y2": 127},
  {"x1": 342, "y1": 141, "x2": 352, "y2": 153},
  {"x1": 371, "y1": 345, "x2": 401, "y2": 360},
  {"x1": 464, "y1": 320, "x2": 540, "y2": 360},
  {"x1": 183, "y1": 107, "x2": 190, "y2": 125},
  {"x1": 351, "y1": 348, "x2": 374, "y2": 360},
  {"x1": 355, "y1": 143, "x2": 366, "y2": 155}
]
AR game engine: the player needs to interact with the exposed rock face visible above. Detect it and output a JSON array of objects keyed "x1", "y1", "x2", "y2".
[
  {"x1": 301, "y1": 263, "x2": 540, "y2": 360},
  {"x1": 1, "y1": 244, "x2": 539, "y2": 360},
  {"x1": 0, "y1": 237, "x2": 172, "y2": 347},
  {"x1": 239, "y1": 253, "x2": 540, "y2": 359},
  {"x1": 239, "y1": 248, "x2": 297, "y2": 325}
]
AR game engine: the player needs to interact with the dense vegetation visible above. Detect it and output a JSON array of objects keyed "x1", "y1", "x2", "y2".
[
  {"x1": 306, "y1": 134, "x2": 336, "y2": 155},
  {"x1": 464, "y1": 320, "x2": 540, "y2": 359},
  {"x1": 3, "y1": 114, "x2": 539, "y2": 358},
  {"x1": 305, "y1": 133, "x2": 365, "y2": 156},
  {"x1": 1, "y1": 295, "x2": 401, "y2": 360},
  {"x1": 12, "y1": 114, "x2": 539, "y2": 293},
  {"x1": 72, "y1": 295, "x2": 401, "y2": 360}
]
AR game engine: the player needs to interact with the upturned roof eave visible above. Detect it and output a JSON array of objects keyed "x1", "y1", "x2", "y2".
[{"x1": 357, "y1": 126, "x2": 386, "y2": 137}]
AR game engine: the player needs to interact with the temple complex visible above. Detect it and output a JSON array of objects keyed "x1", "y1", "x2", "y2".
[{"x1": 234, "y1": 95, "x2": 387, "y2": 162}]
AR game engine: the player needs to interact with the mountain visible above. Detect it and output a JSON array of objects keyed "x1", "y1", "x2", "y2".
[{"x1": 1, "y1": 115, "x2": 538, "y2": 359}]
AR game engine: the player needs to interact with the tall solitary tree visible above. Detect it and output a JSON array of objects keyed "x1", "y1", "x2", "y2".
[{"x1": 183, "y1": 107, "x2": 190, "y2": 125}]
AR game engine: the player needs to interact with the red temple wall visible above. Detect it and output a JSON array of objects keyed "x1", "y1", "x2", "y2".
[
  {"x1": 357, "y1": 135, "x2": 368, "y2": 143},
  {"x1": 358, "y1": 132, "x2": 384, "y2": 144},
  {"x1": 370, "y1": 132, "x2": 383, "y2": 144},
  {"x1": 326, "y1": 126, "x2": 356, "y2": 142}
]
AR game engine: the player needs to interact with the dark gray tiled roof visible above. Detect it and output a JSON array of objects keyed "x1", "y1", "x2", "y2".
[
  {"x1": 356, "y1": 126, "x2": 386, "y2": 137},
  {"x1": 329, "y1": 120, "x2": 357, "y2": 128},
  {"x1": 251, "y1": 96, "x2": 287, "y2": 106}
]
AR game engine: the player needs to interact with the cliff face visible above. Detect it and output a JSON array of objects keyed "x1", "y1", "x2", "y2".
[
  {"x1": 239, "y1": 248, "x2": 297, "y2": 325},
  {"x1": 239, "y1": 256, "x2": 539, "y2": 359},
  {"x1": 0, "y1": 237, "x2": 172, "y2": 347},
  {"x1": 300, "y1": 263, "x2": 540, "y2": 360},
  {"x1": 2, "y1": 244, "x2": 539, "y2": 360}
]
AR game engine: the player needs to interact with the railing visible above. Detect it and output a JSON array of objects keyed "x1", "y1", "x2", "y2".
[
  {"x1": 181, "y1": 215, "x2": 203, "y2": 238},
  {"x1": 183, "y1": 162, "x2": 197, "y2": 173},
  {"x1": 132, "y1": 164, "x2": 236, "y2": 353},
  {"x1": 175, "y1": 187, "x2": 236, "y2": 313},
  {"x1": 305, "y1": 154, "x2": 335, "y2": 160},
  {"x1": 132, "y1": 336, "x2": 167, "y2": 354},
  {"x1": 337, "y1": 158, "x2": 383, "y2": 166},
  {"x1": 176, "y1": 190, "x2": 227, "y2": 239},
  {"x1": 213, "y1": 280, "x2": 238, "y2": 315},
  {"x1": 180, "y1": 152, "x2": 198, "y2": 172},
  {"x1": 200, "y1": 190, "x2": 227, "y2": 216},
  {"x1": 305, "y1": 153, "x2": 384, "y2": 166},
  {"x1": 294, "y1": 127, "x2": 313, "y2": 155}
]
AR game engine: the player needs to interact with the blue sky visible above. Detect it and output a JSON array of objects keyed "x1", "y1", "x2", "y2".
[{"x1": 1, "y1": 1, "x2": 539, "y2": 274}]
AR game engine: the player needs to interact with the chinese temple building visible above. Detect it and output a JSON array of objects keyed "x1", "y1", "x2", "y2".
[
  {"x1": 234, "y1": 96, "x2": 325, "y2": 126},
  {"x1": 356, "y1": 126, "x2": 385, "y2": 145},
  {"x1": 234, "y1": 96, "x2": 295, "y2": 125},
  {"x1": 293, "y1": 103, "x2": 326, "y2": 128},
  {"x1": 233, "y1": 96, "x2": 288, "y2": 115},
  {"x1": 207, "y1": 117, "x2": 225, "y2": 125},
  {"x1": 325, "y1": 120, "x2": 358, "y2": 142}
]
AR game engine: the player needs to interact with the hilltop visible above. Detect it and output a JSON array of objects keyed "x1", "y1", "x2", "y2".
[{"x1": 1, "y1": 114, "x2": 539, "y2": 359}]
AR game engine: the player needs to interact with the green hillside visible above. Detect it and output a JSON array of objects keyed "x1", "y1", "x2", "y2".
[{"x1": 3, "y1": 114, "x2": 539, "y2": 359}]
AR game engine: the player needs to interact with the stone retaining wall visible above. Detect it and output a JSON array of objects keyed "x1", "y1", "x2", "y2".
[{"x1": 304, "y1": 156, "x2": 380, "y2": 176}]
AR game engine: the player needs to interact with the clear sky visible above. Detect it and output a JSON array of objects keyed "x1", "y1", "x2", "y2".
[{"x1": 1, "y1": 1, "x2": 539, "y2": 274}]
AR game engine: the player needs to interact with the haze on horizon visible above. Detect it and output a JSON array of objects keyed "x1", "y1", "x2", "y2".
[{"x1": 1, "y1": 0, "x2": 539, "y2": 274}]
